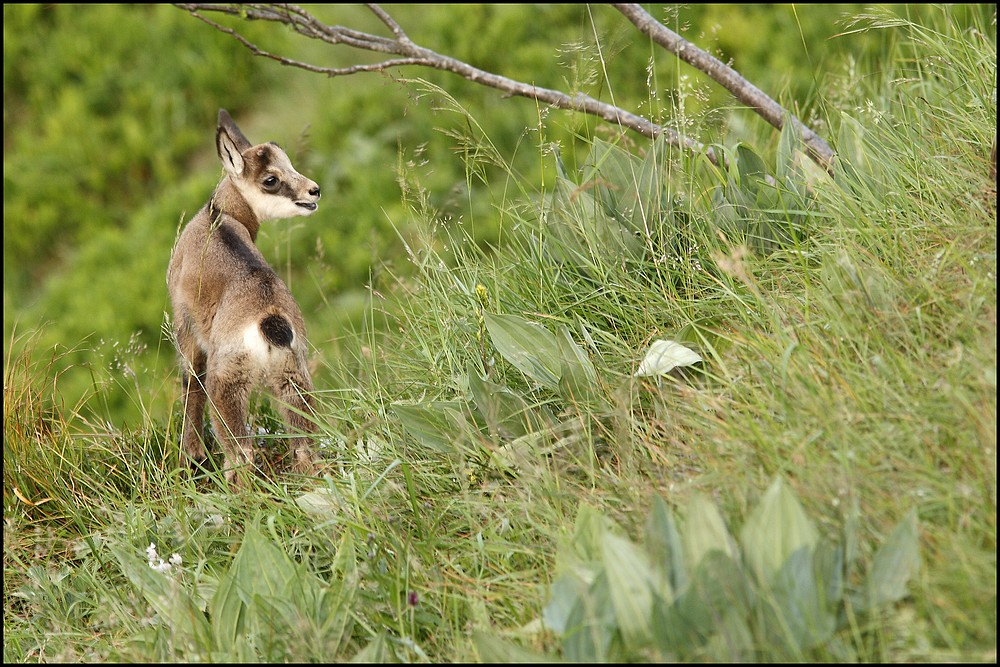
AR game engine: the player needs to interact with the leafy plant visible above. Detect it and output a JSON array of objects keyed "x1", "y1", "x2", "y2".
[
  {"x1": 480, "y1": 477, "x2": 920, "y2": 662},
  {"x1": 391, "y1": 310, "x2": 607, "y2": 457},
  {"x1": 110, "y1": 520, "x2": 358, "y2": 662}
]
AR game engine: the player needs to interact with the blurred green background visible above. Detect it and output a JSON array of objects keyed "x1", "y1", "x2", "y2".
[{"x1": 2, "y1": 3, "x2": 957, "y2": 426}]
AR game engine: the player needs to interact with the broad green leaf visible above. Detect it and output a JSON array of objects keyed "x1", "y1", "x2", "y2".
[
  {"x1": 836, "y1": 114, "x2": 867, "y2": 171},
  {"x1": 655, "y1": 550, "x2": 748, "y2": 656},
  {"x1": 736, "y1": 143, "x2": 769, "y2": 195},
  {"x1": 553, "y1": 146, "x2": 570, "y2": 180},
  {"x1": 634, "y1": 339, "x2": 703, "y2": 377},
  {"x1": 552, "y1": 177, "x2": 645, "y2": 260},
  {"x1": 777, "y1": 114, "x2": 810, "y2": 205},
  {"x1": 843, "y1": 495, "x2": 861, "y2": 584},
  {"x1": 601, "y1": 533, "x2": 656, "y2": 645},
  {"x1": 571, "y1": 504, "x2": 613, "y2": 563},
  {"x1": 211, "y1": 556, "x2": 247, "y2": 652},
  {"x1": 331, "y1": 525, "x2": 358, "y2": 584},
  {"x1": 583, "y1": 137, "x2": 641, "y2": 220},
  {"x1": 213, "y1": 524, "x2": 298, "y2": 655},
  {"x1": 545, "y1": 503, "x2": 612, "y2": 628},
  {"x1": 562, "y1": 571, "x2": 616, "y2": 663},
  {"x1": 646, "y1": 495, "x2": 685, "y2": 596},
  {"x1": 468, "y1": 362, "x2": 549, "y2": 439},
  {"x1": 834, "y1": 114, "x2": 880, "y2": 195},
  {"x1": 543, "y1": 573, "x2": 588, "y2": 635},
  {"x1": 295, "y1": 486, "x2": 344, "y2": 516},
  {"x1": 740, "y1": 476, "x2": 820, "y2": 582},
  {"x1": 856, "y1": 509, "x2": 920, "y2": 612},
  {"x1": 234, "y1": 524, "x2": 297, "y2": 604},
  {"x1": 704, "y1": 142, "x2": 733, "y2": 181},
  {"x1": 765, "y1": 546, "x2": 837, "y2": 652},
  {"x1": 392, "y1": 401, "x2": 471, "y2": 454},
  {"x1": 627, "y1": 132, "x2": 671, "y2": 233},
  {"x1": 472, "y1": 631, "x2": 558, "y2": 663},
  {"x1": 584, "y1": 137, "x2": 640, "y2": 187},
  {"x1": 795, "y1": 147, "x2": 835, "y2": 193},
  {"x1": 110, "y1": 543, "x2": 211, "y2": 648},
  {"x1": 318, "y1": 529, "x2": 358, "y2": 656},
  {"x1": 776, "y1": 112, "x2": 802, "y2": 183},
  {"x1": 702, "y1": 607, "x2": 755, "y2": 663},
  {"x1": 682, "y1": 493, "x2": 737, "y2": 570},
  {"x1": 212, "y1": 524, "x2": 357, "y2": 660},
  {"x1": 484, "y1": 312, "x2": 562, "y2": 389},
  {"x1": 813, "y1": 541, "x2": 845, "y2": 606},
  {"x1": 556, "y1": 325, "x2": 605, "y2": 409}
]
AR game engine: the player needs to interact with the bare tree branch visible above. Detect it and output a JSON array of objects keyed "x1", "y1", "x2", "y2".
[
  {"x1": 174, "y1": 3, "x2": 836, "y2": 173},
  {"x1": 612, "y1": 3, "x2": 835, "y2": 171},
  {"x1": 175, "y1": 3, "x2": 719, "y2": 165},
  {"x1": 185, "y1": 10, "x2": 435, "y2": 75}
]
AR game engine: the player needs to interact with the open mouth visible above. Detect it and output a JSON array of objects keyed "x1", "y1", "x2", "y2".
[{"x1": 296, "y1": 202, "x2": 318, "y2": 211}]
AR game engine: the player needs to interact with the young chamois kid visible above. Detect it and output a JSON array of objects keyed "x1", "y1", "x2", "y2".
[{"x1": 167, "y1": 109, "x2": 321, "y2": 485}]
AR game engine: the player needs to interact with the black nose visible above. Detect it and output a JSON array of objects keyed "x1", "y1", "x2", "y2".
[{"x1": 309, "y1": 186, "x2": 321, "y2": 198}]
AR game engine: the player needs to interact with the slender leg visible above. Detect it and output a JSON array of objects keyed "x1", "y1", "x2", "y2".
[
  {"x1": 179, "y1": 344, "x2": 209, "y2": 465},
  {"x1": 206, "y1": 363, "x2": 254, "y2": 485},
  {"x1": 269, "y1": 363, "x2": 318, "y2": 475}
]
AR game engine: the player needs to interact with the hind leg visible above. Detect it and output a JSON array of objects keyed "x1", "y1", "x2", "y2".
[
  {"x1": 268, "y1": 360, "x2": 318, "y2": 476},
  {"x1": 205, "y1": 356, "x2": 255, "y2": 486}
]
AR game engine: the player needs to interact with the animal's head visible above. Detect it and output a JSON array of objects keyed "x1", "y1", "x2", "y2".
[{"x1": 216, "y1": 109, "x2": 320, "y2": 221}]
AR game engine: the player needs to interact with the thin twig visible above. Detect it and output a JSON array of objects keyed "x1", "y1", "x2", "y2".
[
  {"x1": 186, "y1": 11, "x2": 435, "y2": 75},
  {"x1": 174, "y1": 3, "x2": 834, "y2": 171},
  {"x1": 174, "y1": 3, "x2": 719, "y2": 165}
]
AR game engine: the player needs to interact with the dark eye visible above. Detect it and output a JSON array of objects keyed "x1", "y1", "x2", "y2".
[{"x1": 262, "y1": 176, "x2": 279, "y2": 190}]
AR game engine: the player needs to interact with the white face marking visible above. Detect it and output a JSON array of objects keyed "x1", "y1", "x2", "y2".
[
  {"x1": 233, "y1": 149, "x2": 321, "y2": 222},
  {"x1": 238, "y1": 181, "x2": 312, "y2": 221}
]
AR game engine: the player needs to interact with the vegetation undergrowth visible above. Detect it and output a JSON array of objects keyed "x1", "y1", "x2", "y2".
[{"x1": 4, "y1": 5, "x2": 995, "y2": 663}]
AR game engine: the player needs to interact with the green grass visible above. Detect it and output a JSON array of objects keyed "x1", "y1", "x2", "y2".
[{"x1": 3, "y1": 6, "x2": 995, "y2": 662}]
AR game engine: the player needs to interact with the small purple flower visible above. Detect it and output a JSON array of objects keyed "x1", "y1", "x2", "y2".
[{"x1": 407, "y1": 591, "x2": 419, "y2": 607}]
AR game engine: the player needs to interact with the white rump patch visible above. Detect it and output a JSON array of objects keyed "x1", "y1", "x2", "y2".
[{"x1": 242, "y1": 323, "x2": 272, "y2": 365}]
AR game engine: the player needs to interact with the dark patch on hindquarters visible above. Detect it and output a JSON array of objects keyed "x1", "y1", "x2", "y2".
[{"x1": 260, "y1": 314, "x2": 294, "y2": 348}]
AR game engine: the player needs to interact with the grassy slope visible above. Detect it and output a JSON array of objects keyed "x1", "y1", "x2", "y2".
[{"x1": 3, "y1": 5, "x2": 995, "y2": 663}]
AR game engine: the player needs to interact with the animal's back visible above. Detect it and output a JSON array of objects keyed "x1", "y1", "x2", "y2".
[{"x1": 169, "y1": 209, "x2": 305, "y2": 355}]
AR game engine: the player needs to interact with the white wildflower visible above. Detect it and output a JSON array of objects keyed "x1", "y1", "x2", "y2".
[{"x1": 146, "y1": 542, "x2": 182, "y2": 573}]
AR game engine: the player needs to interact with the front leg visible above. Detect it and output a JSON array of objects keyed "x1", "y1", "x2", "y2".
[{"x1": 179, "y1": 347, "x2": 209, "y2": 465}]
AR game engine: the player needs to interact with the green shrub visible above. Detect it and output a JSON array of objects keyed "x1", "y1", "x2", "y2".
[{"x1": 477, "y1": 477, "x2": 919, "y2": 662}]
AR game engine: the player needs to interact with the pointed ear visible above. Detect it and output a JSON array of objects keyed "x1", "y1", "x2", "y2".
[{"x1": 216, "y1": 109, "x2": 252, "y2": 177}]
